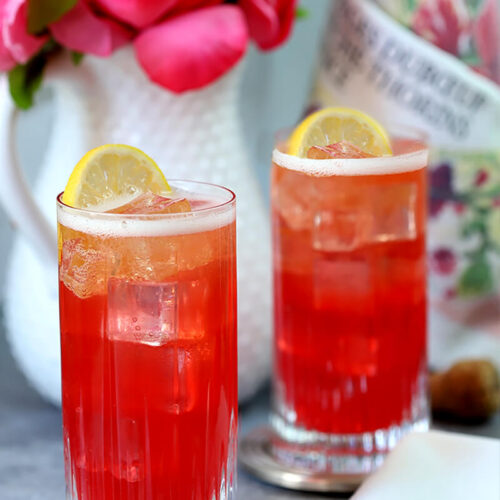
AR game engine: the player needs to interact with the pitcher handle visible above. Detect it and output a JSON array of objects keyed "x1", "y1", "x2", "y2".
[
  {"x1": 0, "y1": 75, "x2": 57, "y2": 263},
  {"x1": 0, "y1": 53, "x2": 95, "y2": 265}
]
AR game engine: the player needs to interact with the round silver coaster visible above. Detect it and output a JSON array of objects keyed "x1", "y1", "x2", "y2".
[{"x1": 239, "y1": 426, "x2": 367, "y2": 493}]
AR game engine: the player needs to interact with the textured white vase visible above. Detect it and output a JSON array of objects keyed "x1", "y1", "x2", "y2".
[{"x1": 0, "y1": 47, "x2": 271, "y2": 404}]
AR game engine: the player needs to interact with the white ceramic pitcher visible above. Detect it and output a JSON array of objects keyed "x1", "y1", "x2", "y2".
[{"x1": 0, "y1": 47, "x2": 271, "y2": 404}]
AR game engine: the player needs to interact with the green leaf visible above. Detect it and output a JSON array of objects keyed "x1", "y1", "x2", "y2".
[
  {"x1": 466, "y1": 0, "x2": 484, "y2": 15},
  {"x1": 71, "y1": 51, "x2": 84, "y2": 66},
  {"x1": 27, "y1": 0, "x2": 77, "y2": 35},
  {"x1": 296, "y1": 6, "x2": 309, "y2": 19},
  {"x1": 8, "y1": 54, "x2": 46, "y2": 110},
  {"x1": 405, "y1": 0, "x2": 419, "y2": 12},
  {"x1": 462, "y1": 218, "x2": 486, "y2": 238},
  {"x1": 458, "y1": 256, "x2": 494, "y2": 297},
  {"x1": 462, "y1": 52, "x2": 482, "y2": 67}
]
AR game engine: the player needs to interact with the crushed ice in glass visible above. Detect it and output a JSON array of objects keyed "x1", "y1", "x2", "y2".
[
  {"x1": 277, "y1": 141, "x2": 418, "y2": 246},
  {"x1": 107, "y1": 191, "x2": 191, "y2": 214},
  {"x1": 307, "y1": 141, "x2": 375, "y2": 159}
]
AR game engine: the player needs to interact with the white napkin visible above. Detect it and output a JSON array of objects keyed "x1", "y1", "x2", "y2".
[{"x1": 352, "y1": 431, "x2": 500, "y2": 500}]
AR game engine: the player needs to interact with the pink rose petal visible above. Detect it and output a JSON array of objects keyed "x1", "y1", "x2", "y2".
[
  {"x1": 412, "y1": 0, "x2": 469, "y2": 56},
  {"x1": 0, "y1": 0, "x2": 15, "y2": 70},
  {"x1": 474, "y1": 0, "x2": 500, "y2": 83},
  {"x1": 50, "y1": 1, "x2": 132, "y2": 57},
  {"x1": 0, "y1": 42, "x2": 15, "y2": 70},
  {"x1": 240, "y1": 0, "x2": 297, "y2": 50},
  {"x1": 94, "y1": 0, "x2": 177, "y2": 29},
  {"x1": 1, "y1": 0, "x2": 47, "y2": 64},
  {"x1": 168, "y1": 0, "x2": 223, "y2": 16},
  {"x1": 134, "y1": 5, "x2": 248, "y2": 93}
]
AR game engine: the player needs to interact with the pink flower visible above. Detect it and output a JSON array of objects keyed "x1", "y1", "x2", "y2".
[
  {"x1": 240, "y1": 0, "x2": 297, "y2": 50},
  {"x1": 473, "y1": 0, "x2": 500, "y2": 84},
  {"x1": 453, "y1": 201, "x2": 466, "y2": 214},
  {"x1": 431, "y1": 247, "x2": 457, "y2": 275},
  {"x1": 134, "y1": 5, "x2": 248, "y2": 93},
  {"x1": 0, "y1": 0, "x2": 47, "y2": 70},
  {"x1": 93, "y1": 0, "x2": 222, "y2": 29},
  {"x1": 168, "y1": 0, "x2": 223, "y2": 16},
  {"x1": 412, "y1": 0, "x2": 469, "y2": 56},
  {"x1": 50, "y1": 1, "x2": 132, "y2": 57},
  {"x1": 93, "y1": 0, "x2": 174, "y2": 29},
  {"x1": 474, "y1": 169, "x2": 489, "y2": 187}
]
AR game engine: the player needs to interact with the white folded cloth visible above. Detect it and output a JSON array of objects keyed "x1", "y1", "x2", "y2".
[{"x1": 352, "y1": 430, "x2": 500, "y2": 500}]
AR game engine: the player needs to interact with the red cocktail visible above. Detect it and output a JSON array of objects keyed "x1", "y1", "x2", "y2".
[
  {"x1": 271, "y1": 137, "x2": 429, "y2": 473},
  {"x1": 58, "y1": 181, "x2": 237, "y2": 499}
]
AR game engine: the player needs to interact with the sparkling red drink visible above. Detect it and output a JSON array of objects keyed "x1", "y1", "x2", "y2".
[
  {"x1": 271, "y1": 138, "x2": 429, "y2": 473},
  {"x1": 58, "y1": 181, "x2": 237, "y2": 500}
]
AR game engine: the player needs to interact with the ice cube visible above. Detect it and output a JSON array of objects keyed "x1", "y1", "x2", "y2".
[
  {"x1": 161, "y1": 346, "x2": 196, "y2": 413},
  {"x1": 107, "y1": 278, "x2": 177, "y2": 346},
  {"x1": 112, "y1": 418, "x2": 144, "y2": 482},
  {"x1": 60, "y1": 238, "x2": 110, "y2": 298},
  {"x1": 273, "y1": 173, "x2": 316, "y2": 231},
  {"x1": 313, "y1": 208, "x2": 371, "y2": 252},
  {"x1": 107, "y1": 191, "x2": 191, "y2": 214},
  {"x1": 313, "y1": 257, "x2": 371, "y2": 309},
  {"x1": 367, "y1": 183, "x2": 418, "y2": 242},
  {"x1": 312, "y1": 183, "x2": 418, "y2": 252},
  {"x1": 108, "y1": 278, "x2": 198, "y2": 413},
  {"x1": 307, "y1": 142, "x2": 375, "y2": 159}
]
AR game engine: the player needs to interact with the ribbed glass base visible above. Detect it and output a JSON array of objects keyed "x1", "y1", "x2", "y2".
[{"x1": 270, "y1": 414, "x2": 429, "y2": 475}]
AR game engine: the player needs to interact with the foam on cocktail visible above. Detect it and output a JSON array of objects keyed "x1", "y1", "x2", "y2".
[
  {"x1": 272, "y1": 139, "x2": 428, "y2": 177},
  {"x1": 106, "y1": 192, "x2": 192, "y2": 214},
  {"x1": 58, "y1": 188, "x2": 235, "y2": 237}
]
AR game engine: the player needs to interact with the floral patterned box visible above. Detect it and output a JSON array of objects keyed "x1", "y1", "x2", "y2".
[
  {"x1": 375, "y1": 0, "x2": 500, "y2": 85},
  {"x1": 428, "y1": 150, "x2": 500, "y2": 367}
]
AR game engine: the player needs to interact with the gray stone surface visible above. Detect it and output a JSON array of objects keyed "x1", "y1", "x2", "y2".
[{"x1": 0, "y1": 309, "x2": 498, "y2": 499}]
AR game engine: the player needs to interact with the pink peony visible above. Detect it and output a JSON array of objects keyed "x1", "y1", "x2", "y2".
[
  {"x1": 240, "y1": 0, "x2": 297, "y2": 50},
  {"x1": 50, "y1": 1, "x2": 132, "y2": 57},
  {"x1": 134, "y1": 5, "x2": 248, "y2": 93},
  {"x1": 0, "y1": 0, "x2": 47, "y2": 70},
  {"x1": 168, "y1": 0, "x2": 223, "y2": 16},
  {"x1": 93, "y1": 0, "x2": 174, "y2": 29},
  {"x1": 412, "y1": 0, "x2": 469, "y2": 56},
  {"x1": 92, "y1": 0, "x2": 220, "y2": 29},
  {"x1": 474, "y1": 0, "x2": 500, "y2": 84}
]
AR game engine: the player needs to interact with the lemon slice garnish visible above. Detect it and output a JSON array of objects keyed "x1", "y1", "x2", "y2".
[
  {"x1": 288, "y1": 107, "x2": 392, "y2": 157},
  {"x1": 62, "y1": 144, "x2": 170, "y2": 209}
]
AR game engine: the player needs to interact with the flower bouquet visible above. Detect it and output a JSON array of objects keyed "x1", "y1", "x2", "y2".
[{"x1": 0, "y1": 0, "x2": 300, "y2": 108}]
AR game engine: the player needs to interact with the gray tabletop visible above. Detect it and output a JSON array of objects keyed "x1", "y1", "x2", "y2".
[{"x1": 1, "y1": 311, "x2": 498, "y2": 500}]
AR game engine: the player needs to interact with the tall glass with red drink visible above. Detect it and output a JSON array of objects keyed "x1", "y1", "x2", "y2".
[
  {"x1": 58, "y1": 180, "x2": 237, "y2": 499},
  {"x1": 271, "y1": 136, "x2": 429, "y2": 474}
]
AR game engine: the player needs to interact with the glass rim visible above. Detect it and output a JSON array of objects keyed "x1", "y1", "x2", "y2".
[
  {"x1": 274, "y1": 123, "x2": 429, "y2": 158},
  {"x1": 56, "y1": 179, "x2": 236, "y2": 221},
  {"x1": 273, "y1": 124, "x2": 429, "y2": 176}
]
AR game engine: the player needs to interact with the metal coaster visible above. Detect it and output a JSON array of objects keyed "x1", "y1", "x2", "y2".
[{"x1": 239, "y1": 426, "x2": 367, "y2": 493}]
